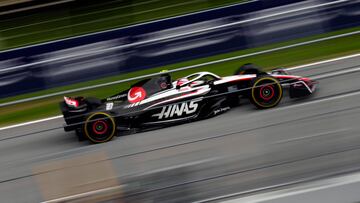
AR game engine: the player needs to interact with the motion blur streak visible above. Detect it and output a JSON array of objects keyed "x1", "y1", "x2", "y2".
[
  {"x1": 0, "y1": 30, "x2": 358, "y2": 108},
  {"x1": 0, "y1": 57, "x2": 359, "y2": 142},
  {"x1": 0, "y1": 52, "x2": 357, "y2": 133},
  {"x1": 221, "y1": 172, "x2": 360, "y2": 203},
  {"x1": 2, "y1": 0, "x2": 358, "y2": 98},
  {"x1": 0, "y1": 55, "x2": 359, "y2": 202},
  {"x1": 34, "y1": 152, "x2": 123, "y2": 203}
]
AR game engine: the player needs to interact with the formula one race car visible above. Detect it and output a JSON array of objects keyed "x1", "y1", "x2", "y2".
[{"x1": 60, "y1": 64, "x2": 317, "y2": 143}]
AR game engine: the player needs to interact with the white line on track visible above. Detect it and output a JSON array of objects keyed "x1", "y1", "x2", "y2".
[
  {"x1": 40, "y1": 158, "x2": 216, "y2": 203},
  {"x1": 271, "y1": 88, "x2": 360, "y2": 113},
  {"x1": 220, "y1": 172, "x2": 360, "y2": 203},
  {"x1": 134, "y1": 157, "x2": 220, "y2": 177},
  {"x1": 40, "y1": 185, "x2": 124, "y2": 203},
  {"x1": 272, "y1": 128, "x2": 350, "y2": 144},
  {"x1": 0, "y1": 115, "x2": 63, "y2": 131},
  {"x1": 196, "y1": 171, "x2": 360, "y2": 203},
  {"x1": 287, "y1": 53, "x2": 360, "y2": 71},
  {"x1": 0, "y1": 52, "x2": 359, "y2": 132},
  {"x1": 311, "y1": 65, "x2": 360, "y2": 80}
]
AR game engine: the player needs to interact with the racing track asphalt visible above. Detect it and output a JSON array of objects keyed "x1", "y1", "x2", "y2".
[{"x1": 1, "y1": 55, "x2": 360, "y2": 202}]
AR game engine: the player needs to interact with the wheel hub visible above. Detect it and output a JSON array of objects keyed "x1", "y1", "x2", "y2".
[
  {"x1": 260, "y1": 85, "x2": 275, "y2": 101},
  {"x1": 92, "y1": 120, "x2": 108, "y2": 135}
]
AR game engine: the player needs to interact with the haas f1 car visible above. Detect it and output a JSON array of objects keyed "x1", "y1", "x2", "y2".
[{"x1": 60, "y1": 64, "x2": 317, "y2": 143}]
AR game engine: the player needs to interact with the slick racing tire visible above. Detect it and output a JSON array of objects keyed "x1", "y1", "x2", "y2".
[
  {"x1": 84, "y1": 112, "x2": 116, "y2": 143},
  {"x1": 250, "y1": 76, "x2": 283, "y2": 109}
]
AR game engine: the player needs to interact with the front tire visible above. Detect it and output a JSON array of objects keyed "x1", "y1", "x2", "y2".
[
  {"x1": 83, "y1": 112, "x2": 116, "y2": 143},
  {"x1": 250, "y1": 76, "x2": 283, "y2": 109}
]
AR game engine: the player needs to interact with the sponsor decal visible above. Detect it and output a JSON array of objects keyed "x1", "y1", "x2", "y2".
[
  {"x1": 152, "y1": 99, "x2": 200, "y2": 119},
  {"x1": 107, "y1": 94, "x2": 126, "y2": 101},
  {"x1": 214, "y1": 107, "x2": 230, "y2": 115},
  {"x1": 128, "y1": 87, "x2": 146, "y2": 103}
]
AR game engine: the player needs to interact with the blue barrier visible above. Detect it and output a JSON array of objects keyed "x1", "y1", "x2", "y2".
[{"x1": 0, "y1": 0, "x2": 359, "y2": 98}]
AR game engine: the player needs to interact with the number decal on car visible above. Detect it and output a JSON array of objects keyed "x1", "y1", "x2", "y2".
[{"x1": 106, "y1": 102, "x2": 114, "y2": 110}]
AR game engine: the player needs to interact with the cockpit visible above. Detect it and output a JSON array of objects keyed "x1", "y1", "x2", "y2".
[
  {"x1": 175, "y1": 72, "x2": 220, "y2": 89},
  {"x1": 134, "y1": 73, "x2": 173, "y2": 95}
]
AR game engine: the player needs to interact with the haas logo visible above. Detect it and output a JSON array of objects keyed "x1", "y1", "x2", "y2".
[
  {"x1": 128, "y1": 87, "x2": 146, "y2": 103},
  {"x1": 153, "y1": 99, "x2": 200, "y2": 119}
]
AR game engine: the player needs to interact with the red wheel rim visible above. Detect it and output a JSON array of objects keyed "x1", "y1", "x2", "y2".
[
  {"x1": 259, "y1": 85, "x2": 274, "y2": 101},
  {"x1": 92, "y1": 120, "x2": 108, "y2": 135}
]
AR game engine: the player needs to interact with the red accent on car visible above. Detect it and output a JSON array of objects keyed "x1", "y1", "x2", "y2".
[
  {"x1": 300, "y1": 77, "x2": 311, "y2": 82},
  {"x1": 64, "y1": 96, "x2": 79, "y2": 107},
  {"x1": 273, "y1": 75, "x2": 299, "y2": 79},
  {"x1": 177, "y1": 78, "x2": 189, "y2": 86},
  {"x1": 299, "y1": 77, "x2": 315, "y2": 86},
  {"x1": 128, "y1": 87, "x2": 147, "y2": 103},
  {"x1": 160, "y1": 82, "x2": 168, "y2": 89}
]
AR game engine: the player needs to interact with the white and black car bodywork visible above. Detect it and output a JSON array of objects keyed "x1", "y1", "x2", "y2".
[{"x1": 60, "y1": 64, "x2": 317, "y2": 143}]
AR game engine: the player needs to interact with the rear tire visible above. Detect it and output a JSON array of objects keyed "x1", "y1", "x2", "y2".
[
  {"x1": 249, "y1": 76, "x2": 283, "y2": 109},
  {"x1": 83, "y1": 112, "x2": 116, "y2": 143}
]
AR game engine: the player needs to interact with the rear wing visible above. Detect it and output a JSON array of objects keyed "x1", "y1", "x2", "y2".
[{"x1": 63, "y1": 96, "x2": 86, "y2": 109}]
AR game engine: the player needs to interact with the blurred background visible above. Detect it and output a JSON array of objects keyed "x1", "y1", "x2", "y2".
[{"x1": 0, "y1": 0, "x2": 360, "y2": 202}]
